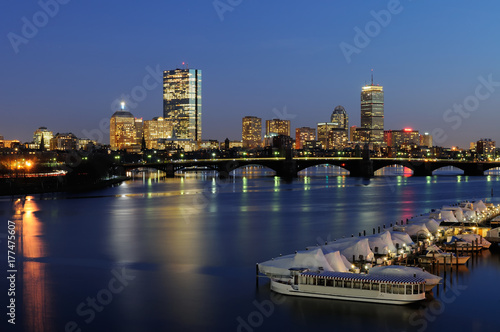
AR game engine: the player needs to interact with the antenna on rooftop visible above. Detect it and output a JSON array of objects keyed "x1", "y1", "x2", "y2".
[
  {"x1": 371, "y1": 69, "x2": 374, "y2": 85},
  {"x1": 182, "y1": 61, "x2": 189, "y2": 70}
]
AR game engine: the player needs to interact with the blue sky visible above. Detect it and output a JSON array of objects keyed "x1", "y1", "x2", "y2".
[{"x1": 1, "y1": 0, "x2": 500, "y2": 147}]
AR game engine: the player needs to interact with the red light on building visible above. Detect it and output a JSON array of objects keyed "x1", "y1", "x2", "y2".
[{"x1": 403, "y1": 128, "x2": 412, "y2": 132}]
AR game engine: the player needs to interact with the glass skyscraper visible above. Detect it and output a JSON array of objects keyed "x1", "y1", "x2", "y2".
[
  {"x1": 163, "y1": 69, "x2": 202, "y2": 141},
  {"x1": 360, "y1": 82, "x2": 384, "y2": 144}
]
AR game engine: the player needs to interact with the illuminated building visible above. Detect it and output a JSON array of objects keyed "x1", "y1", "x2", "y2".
[
  {"x1": 49, "y1": 133, "x2": 78, "y2": 151},
  {"x1": 331, "y1": 105, "x2": 349, "y2": 130},
  {"x1": 317, "y1": 123, "x2": 336, "y2": 149},
  {"x1": 360, "y1": 78, "x2": 384, "y2": 144},
  {"x1": 295, "y1": 127, "x2": 316, "y2": 150},
  {"x1": 328, "y1": 129, "x2": 349, "y2": 149},
  {"x1": 266, "y1": 119, "x2": 290, "y2": 136},
  {"x1": 0, "y1": 139, "x2": 20, "y2": 149},
  {"x1": 349, "y1": 126, "x2": 357, "y2": 142},
  {"x1": 420, "y1": 133, "x2": 433, "y2": 147},
  {"x1": 33, "y1": 127, "x2": 53, "y2": 150},
  {"x1": 77, "y1": 138, "x2": 98, "y2": 150},
  {"x1": 110, "y1": 103, "x2": 139, "y2": 152},
  {"x1": 143, "y1": 117, "x2": 172, "y2": 149},
  {"x1": 242, "y1": 116, "x2": 262, "y2": 149},
  {"x1": 163, "y1": 68, "x2": 202, "y2": 141},
  {"x1": 476, "y1": 138, "x2": 495, "y2": 158},
  {"x1": 384, "y1": 128, "x2": 420, "y2": 147},
  {"x1": 135, "y1": 118, "x2": 144, "y2": 144}
]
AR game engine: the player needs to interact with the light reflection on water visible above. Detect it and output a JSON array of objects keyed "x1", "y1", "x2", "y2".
[{"x1": 1, "y1": 168, "x2": 499, "y2": 331}]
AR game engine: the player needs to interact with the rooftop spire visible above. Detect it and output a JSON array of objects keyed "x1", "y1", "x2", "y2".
[{"x1": 371, "y1": 69, "x2": 374, "y2": 85}]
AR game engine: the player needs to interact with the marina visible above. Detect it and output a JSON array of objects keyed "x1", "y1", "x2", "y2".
[{"x1": 258, "y1": 198, "x2": 500, "y2": 305}]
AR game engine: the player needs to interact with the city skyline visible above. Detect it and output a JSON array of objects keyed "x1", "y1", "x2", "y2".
[{"x1": 2, "y1": 2, "x2": 500, "y2": 147}]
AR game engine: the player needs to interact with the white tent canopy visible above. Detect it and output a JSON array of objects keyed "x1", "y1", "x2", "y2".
[
  {"x1": 258, "y1": 254, "x2": 295, "y2": 276},
  {"x1": 367, "y1": 231, "x2": 397, "y2": 254},
  {"x1": 390, "y1": 231, "x2": 414, "y2": 247},
  {"x1": 291, "y1": 248, "x2": 334, "y2": 271},
  {"x1": 404, "y1": 223, "x2": 431, "y2": 237},
  {"x1": 440, "y1": 210, "x2": 458, "y2": 223},
  {"x1": 324, "y1": 251, "x2": 351, "y2": 272}
]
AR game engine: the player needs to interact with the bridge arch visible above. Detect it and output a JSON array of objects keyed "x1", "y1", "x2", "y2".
[
  {"x1": 374, "y1": 164, "x2": 414, "y2": 176},
  {"x1": 229, "y1": 164, "x2": 277, "y2": 176},
  {"x1": 296, "y1": 162, "x2": 350, "y2": 175}
]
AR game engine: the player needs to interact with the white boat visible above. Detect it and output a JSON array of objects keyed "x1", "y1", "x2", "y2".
[
  {"x1": 485, "y1": 227, "x2": 500, "y2": 243},
  {"x1": 270, "y1": 270, "x2": 426, "y2": 305},
  {"x1": 368, "y1": 265, "x2": 441, "y2": 292},
  {"x1": 421, "y1": 245, "x2": 470, "y2": 265}
]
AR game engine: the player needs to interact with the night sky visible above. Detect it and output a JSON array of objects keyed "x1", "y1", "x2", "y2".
[{"x1": 1, "y1": 0, "x2": 500, "y2": 147}]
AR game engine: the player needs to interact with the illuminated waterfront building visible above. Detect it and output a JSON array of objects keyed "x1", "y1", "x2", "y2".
[
  {"x1": 476, "y1": 138, "x2": 495, "y2": 158},
  {"x1": 163, "y1": 68, "x2": 202, "y2": 141},
  {"x1": 242, "y1": 116, "x2": 262, "y2": 149},
  {"x1": 295, "y1": 127, "x2": 316, "y2": 150},
  {"x1": 360, "y1": 78, "x2": 384, "y2": 144},
  {"x1": 318, "y1": 123, "x2": 348, "y2": 149},
  {"x1": 110, "y1": 103, "x2": 138, "y2": 152},
  {"x1": 384, "y1": 128, "x2": 420, "y2": 147},
  {"x1": 420, "y1": 133, "x2": 433, "y2": 147},
  {"x1": 143, "y1": 117, "x2": 172, "y2": 149},
  {"x1": 266, "y1": 119, "x2": 290, "y2": 137},
  {"x1": 50, "y1": 133, "x2": 78, "y2": 151},
  {"x1": 33, "y1": 127, "x2": 53, "y2": 150}
]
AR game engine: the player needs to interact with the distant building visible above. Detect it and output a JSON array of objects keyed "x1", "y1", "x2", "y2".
[
  {"x1": 317, "y1": 123, "x2": 337, "y2": 149},
  {"x1": 0, "y1": 139, "x2": 20, "y2": 149},
  {"x1": 266, "y1": 119, "x2": 290, "y2": 137},
  {"x1": 228, "y1": 140, "x2": 243, "y2": 149},
  {"x1": 110, "y1": 103, "x2": 139, "y2": 152},
  {"x1": 50, "y1": 133, "x2": 78, "y2": 151},
  {"x1": 33, "y1": 127, "x2": 53, "y2": 150},
  {"x1": 349, "y1": 126, "x2": 357, "y2": 142},
  {"x1": 163, "y1": 68, "x2": 202, "y2": 141},
  {"x1": 143, "y1": 117, "x2": 172, "y2": 149},
  {"x1": 384, "y1": 128, "x2": 420, "y2": 148},
  {"x1": 295, "y1": 127, "x2": 316, "y2": 150},
  {"x1": 476, "y1": 138, "x2": 495, "y2": 158},
  {"x1": 331, "y1": 105, "x2": 349, "y2": 130},
  {"x1": 242, "y1": 116, "x2": 262, "y2": 149},
  {"x1": 419, "y1": 133, "x2": 433, "y2": 147},
  {"x1": 360, "y1": 79, "x2": 384, "y2": 144},
  {"x1": 328, "y1": 129, "x2": 349, "y2": 150}
]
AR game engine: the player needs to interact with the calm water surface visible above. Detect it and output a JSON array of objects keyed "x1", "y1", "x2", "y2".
[{"x1": 1, "y1": 167, "x2": 500, "y2": 332}]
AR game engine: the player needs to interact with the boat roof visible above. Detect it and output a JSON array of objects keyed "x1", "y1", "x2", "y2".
[{"x1": 300, "y1": 271, "x2": 426, "y2": 284}]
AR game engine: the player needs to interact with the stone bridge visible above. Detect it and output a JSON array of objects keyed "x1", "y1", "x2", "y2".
[{"x1": 122, "y1": 157, "x2": 500, "y2": 179}]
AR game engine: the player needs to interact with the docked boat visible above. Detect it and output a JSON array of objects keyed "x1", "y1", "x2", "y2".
[
  {"x1": 368, "y1": 265, "x2": 441, "y2": 292},
  {"x1": 419, "y1": 245, "x2": 470, "y2": 265},
  {"x1": 270, "y1": 270, "x2": 426, "y2": 305},
  {"x1": 485, "y1": 227, "x2": 500, "y2": 243}
]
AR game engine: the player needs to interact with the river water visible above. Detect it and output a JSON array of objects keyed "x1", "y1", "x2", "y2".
[{"x1": 1, "y1": 166, "x2": 500, "y2": 332}]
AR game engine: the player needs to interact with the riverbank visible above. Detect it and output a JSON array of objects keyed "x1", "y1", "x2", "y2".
[{"x1": 0, "y1": 175, "x2": 129, "y2": 196}]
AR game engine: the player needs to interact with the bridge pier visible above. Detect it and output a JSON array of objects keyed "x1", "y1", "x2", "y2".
[
  {"x1": 412, "y1": 163, "x2": 433, "y2": 177},
  {"x1": 275, "y1": 160, "x2": 298, "y2": 179},
  {"x1": 164, "y1": 164, "x2": 176, "y2": 178}
]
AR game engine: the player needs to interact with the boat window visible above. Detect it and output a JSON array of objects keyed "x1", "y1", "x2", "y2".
[
  {"x1": 335, "y1": 280, "x2": 343, "y2": 288},
  {"x1": 317, "y1": 278, "x2": 325, "y2": 286},
  {"x1": 326, "y1": 279, "x2": 334, "y2": 287},
  {"x1": 406, "y1": 285, "x2": 412, "y2": 295},
  {"x1": 362, "y1": 282, "x2": 371, "y2": 290},
  {"x1": 372, "y1": 283, "x2": 379, "y2": 291},
  {"x1": 307, "y1": 277, "x2": 315, "y2": 285},
  {"x1": 420, "y1": 284, "x2": 424, "y2": 294},
  {"x1": 344, "y1": 281, "x2": 352, "y2": 288},
  {"x1": 413, "y1": 285, "x2": 418, "y2": 295},
  {"x1": 353, "y1": 281, "x2": 361, "y2": 289},
  {"x1": 381, "y1": 284, "x2": 386, "y2": 293},
  {"x1": 387, "y1": 284, "x2": 392, "y2": 294}
]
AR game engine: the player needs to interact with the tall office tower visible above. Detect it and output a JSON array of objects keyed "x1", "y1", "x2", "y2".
[
  {"x1": 265, "y1": 119, "x2": 290, "y2": 136},
  {"x1": 163, "y1": 68, "x2": 202, "y2": 141},
  {"x1": 360, "y1": 78, "x2": 384, "y2": 144},
  {"x1": 295, "y1": 127, "x2": 316, "y2": 150},
  {"x1": 242, "y1": 116, "x2": 262, "y2": 149},
  {"x1": 110, "y1": 103, "x2": 138, "y2": 151},
  {"x1": 331, "y1": 105, "x2": 349, "y2": 130},
  {"x1": 33, "y1": 127, "x2": 53, "y2": 150}
]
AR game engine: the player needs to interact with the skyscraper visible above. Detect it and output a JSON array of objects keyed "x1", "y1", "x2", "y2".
[
  {"x1": 295, "y1": 127, "x2": 316, "y2": 150},
  {"x1": 33, "y1": 127, "x2": 53, "y2": 150},
  {"x1": 163, "y1": 68, "x2": 202, "y2": 141},
  {"x1": 360, "y1": 78, "x2": 384, "y2": 144},
  {"x1": 242, "y1": 116, "x2": 262, "y2": 149},
  {"x1": 265, "y1": 119, "x2": 290, "y2": 136},
  {"x1": 331, "y1": 105, "x2": 349, "y2": 130}
]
